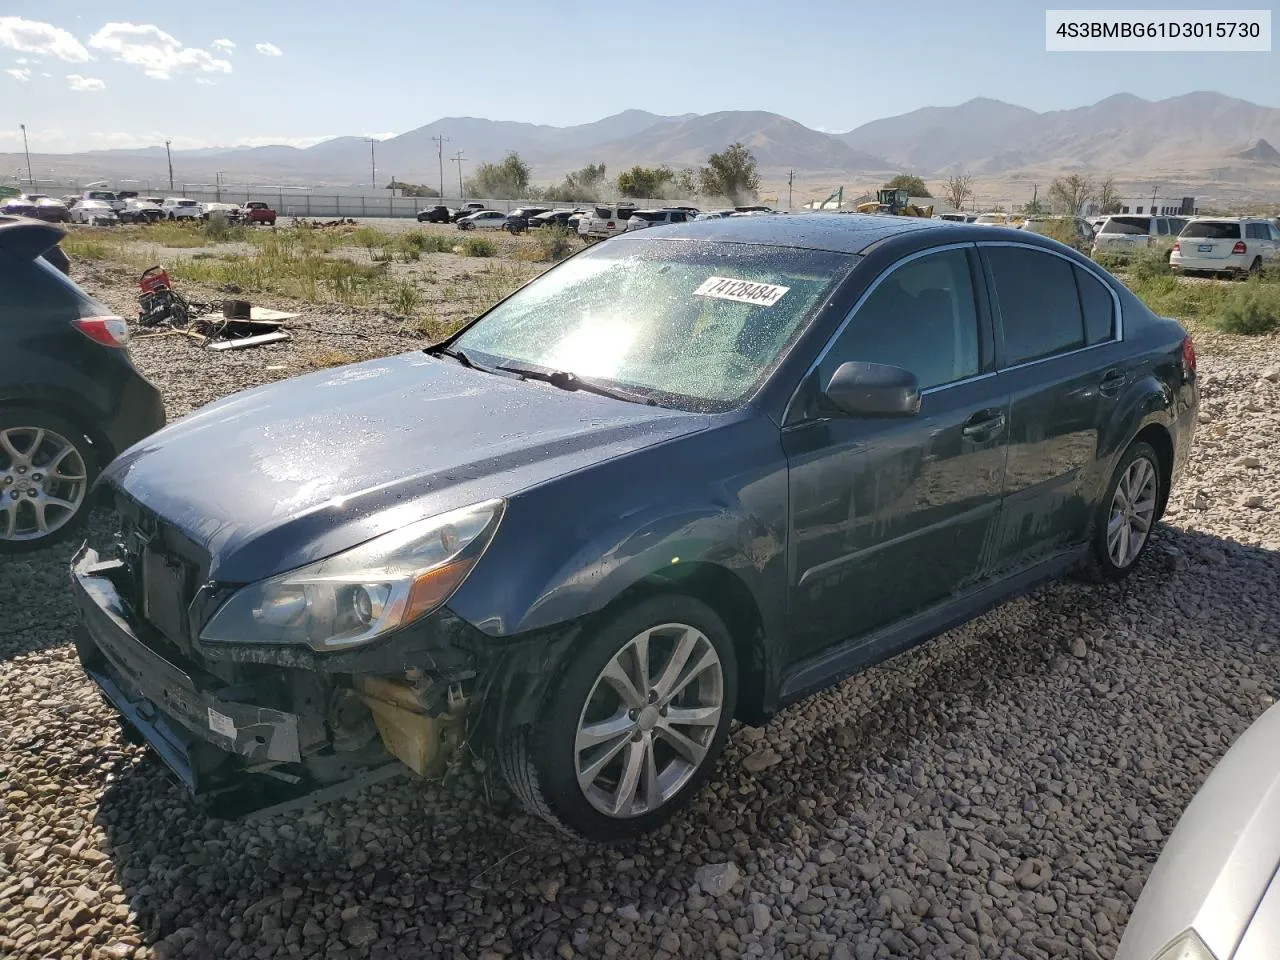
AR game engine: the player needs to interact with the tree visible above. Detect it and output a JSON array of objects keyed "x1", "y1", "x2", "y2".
[
  {"x1": 883, "y1": 173, "x2": 931, "y2": 198},
  {"x1": 673, "y1": 167, "x2": 699, "y2": 198},
  {"x1": 465, "y1": 151, "x2": 531, "y2": 199},
  {"x1": 542, "y1": 162, "x2": 607, "y2": 202},
  {"x1": 617, "y1": 165, "x2": 675, "y2": 198},
  {"x1": 387, "y1": 179, "x2": 439, "y2": 198},
  {"x1": 1097, "y1": 176, "x2": 1121, "y2": 214},
  {"x1": 941, "y1": 172, "x2": 973, "y2": 211},
  {"x1": 1021, "y1": 197, "x2": 1046, "y2": 215},
  {"x1": 698, "y1": 143, "x2": 760, "y2": 204},
  {"x1": 1047, "y1": 174, "x2": 1094, "y2": 215}
]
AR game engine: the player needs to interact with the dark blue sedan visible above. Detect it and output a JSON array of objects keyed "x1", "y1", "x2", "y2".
[{"x1": 71, "y1": 214, "x2": 1197, "y2": 840}]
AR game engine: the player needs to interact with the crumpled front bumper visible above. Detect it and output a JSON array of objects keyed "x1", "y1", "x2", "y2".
[{"x1": 70, "y1": 546, "x2": 304, "y2": 793}]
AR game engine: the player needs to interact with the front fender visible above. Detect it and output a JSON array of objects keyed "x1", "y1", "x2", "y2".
[{"x1": 446, "y1": 417, "x2": 790, "y2": 646}]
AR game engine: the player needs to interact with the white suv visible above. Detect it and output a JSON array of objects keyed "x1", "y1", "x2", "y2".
[
  {"x1": 624, "y1": 209, "x2": 692, "y2": 232},
  {"x1": 1091, "y1": 214, "x2": 1176, "y2": 258},
  {"x1": 578, "y1": 204, "x2": 638, "y2": 241},
  {"x1": 161, "y1": 198, "x2": 202, "y2": 220},
  {"x1": 1171, "y1": 217, "x2": 1280, "y2": 278}
]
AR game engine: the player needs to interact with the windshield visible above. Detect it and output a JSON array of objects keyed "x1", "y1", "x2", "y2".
[
  {"x1": 1181, "y1": 221, "x2": 1241, "y2": 239},
  {"x1": 1102, "y1": 216, "x2": 1150, "y2": 235},
  {"x1": 450, "y1": 239, "x2": 855, "y2": 411}
]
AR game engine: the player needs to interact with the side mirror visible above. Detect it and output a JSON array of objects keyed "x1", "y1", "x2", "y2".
[{"x1": 823, "y1": 361, "x2": 921, "y2": 417}]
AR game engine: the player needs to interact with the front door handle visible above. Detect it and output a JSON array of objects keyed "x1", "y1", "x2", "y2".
[
  {"x1": 1099, "y1": 368, "x2": 1127, "y2": 397},
  {"x1": 962, "y1": 409, "x2": 1006, "y2": 440}
]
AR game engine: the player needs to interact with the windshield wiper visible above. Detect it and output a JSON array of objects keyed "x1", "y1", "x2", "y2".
[
  {"x1": 495, "y1": 362, "x2": 656, "y2": 405},
  {"x1": 427, "y1": 344, "x2": 516, "y2": 379}
]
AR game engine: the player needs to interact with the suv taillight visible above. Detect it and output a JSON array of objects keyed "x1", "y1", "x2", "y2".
[
  {"x1": 1232, "y1": 241, "x2": 1247, "y2": 255},
  {"x1": 1182, "y1": 335, "x2": 1196, "y2": 375},
  {"x1": 74, "y1": 316, "x2": 130, "y2": 348},
  {"x1": 1172, "y1": 241, "x2": 1180, "y2": 253}
]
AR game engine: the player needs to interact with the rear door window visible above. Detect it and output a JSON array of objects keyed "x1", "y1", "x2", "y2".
[
  {"x1": 1245, "y1": 223, "x2": 1267, "y2": 240},
  {"x1": 1156, "y1": 219, "x2": 1169, "y2": 235},
  {"x1": 984, "y1": 246, "x2": 1085, "y2": 365}
]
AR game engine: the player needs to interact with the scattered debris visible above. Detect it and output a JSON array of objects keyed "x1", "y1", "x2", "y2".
[
  {"x1": 291, "y1": 217, "x2": 358, "y2": 229},
  {"x1": 134, "y1": 265, "x2": 295, "y2": 350}
]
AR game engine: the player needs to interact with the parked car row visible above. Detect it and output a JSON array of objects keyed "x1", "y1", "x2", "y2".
[{"x1": 3, "y1": 190, "x2": 280, "y2": 227}]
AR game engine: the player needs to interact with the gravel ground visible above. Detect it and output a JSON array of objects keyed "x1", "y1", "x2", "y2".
[{"x1": 2, "y1": 290, "x2": 1279, "y2": 959}]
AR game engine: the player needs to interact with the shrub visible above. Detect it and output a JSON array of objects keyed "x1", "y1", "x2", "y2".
[
  {"x1": 389, "y1": 282, "x2": 420, "y2": 315},
  {"x1": 1127, "y1": 245, "x2": 1171, "y2": 283},
  {"x1": 202, "y1": 213, "x2": 246, "y2": 243},
  {"x1": 460, "y1": 236, "x2": 497, "y2": 258},
  {"x1": 1212, "y1": 279, "x2": 1280, "y2": 335},
  {"x1": 516, "y1": 225, "x2": 576, "y2": 263}
]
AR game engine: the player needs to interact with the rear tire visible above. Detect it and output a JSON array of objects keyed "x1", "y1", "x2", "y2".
[
  {"x1": 1249, "y1": 257, "x2": 1263, "y2": 277},
  {"x1": 500, "y1": 595, "x2": 738, "y2": 842},
  {"x1": 0, "y1": 409, "x2": 100, "y2": 554},
  {"x1": 1083, "y1": 441, "x2": 1162, "y2": 582}
]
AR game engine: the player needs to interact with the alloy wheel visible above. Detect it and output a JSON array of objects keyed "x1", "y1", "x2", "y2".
[
  {"x1": 574, "y1": 623, "x2": 724, "y2": 819},
  {"x1": 0, "y1": 426, "x2": 88, "y2": 543},
  {"x1": 1107, "y1": 455, "x2": 1157, "y2": 568}
]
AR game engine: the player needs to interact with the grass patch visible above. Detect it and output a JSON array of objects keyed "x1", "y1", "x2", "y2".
[
  {"x1": 59, "y1": 231, "x2": 115, "y2": 260},
  {"x1": 388, "y1": 282, "x2": 420, "y2": 315},
  {"x1": 460, "y1": 236, "x2": 497, "y2": 258}
]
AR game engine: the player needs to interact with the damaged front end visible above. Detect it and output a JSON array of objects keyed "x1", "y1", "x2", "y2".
[{"x1": 69, "y1": 497, "x2": 515, "y2": 819}]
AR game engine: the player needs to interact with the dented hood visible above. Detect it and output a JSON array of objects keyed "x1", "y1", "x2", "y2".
[{"x1": 103, "y1": 352, "x2": 708, "y2": 583}]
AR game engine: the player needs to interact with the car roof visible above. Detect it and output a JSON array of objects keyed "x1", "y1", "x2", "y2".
[
  {"x1": 635, "y1": 212, "x2": 953, "y2": 254},
  {"x1": 0, "y1": 215, "x2": 65, "y2": 258}
]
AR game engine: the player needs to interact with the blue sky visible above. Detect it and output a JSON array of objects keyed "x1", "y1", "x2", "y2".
[{"x1": 2, "y1": 0, "x2": 1278, "y2": 152}]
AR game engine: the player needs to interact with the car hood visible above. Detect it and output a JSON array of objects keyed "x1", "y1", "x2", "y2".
[{"x1": 103, "y1": 352, "x2": 709, "y2": 583}]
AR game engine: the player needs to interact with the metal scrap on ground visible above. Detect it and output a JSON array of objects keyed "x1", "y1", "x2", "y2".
[{"x1": 133, "y1": 265, "x2": 296, "y2": 350}]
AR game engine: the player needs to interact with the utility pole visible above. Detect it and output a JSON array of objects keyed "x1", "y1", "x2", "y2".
[
  {"x1": 1150, "y1": 182, "x2": 1160, "y2": 213},
  {"x1": 20, "y1": 124, "x2": 33, "y2": 188},
  {"x1": 432, "y1": 135, "x2": 448, "y2": 199},
  {"x1": 1031, "y1": 183, "x2": 1037, "y2": 213},
  {"x1": 215, "y1": 171, "x2": 223, "y2": 202},
  {"x1": 452, "y1": 151, "x2": 466, "y2": 199},
  {"x1": 164, "y1": 139, "x2": 174, "y2": 190},
  {"x1": 787, "y1": 169, "x2": 794, "y2": 211},
  {"x1": 364, "y1": 137, "x2": 377, "y2": 189}
]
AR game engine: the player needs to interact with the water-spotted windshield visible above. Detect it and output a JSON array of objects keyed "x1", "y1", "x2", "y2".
[{"x1": 451, "y1": 239, "x2": 855, "y2": 411}]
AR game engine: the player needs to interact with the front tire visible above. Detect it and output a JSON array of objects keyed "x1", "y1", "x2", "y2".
[
  {"x1": 0, "y1": 410, "x2": 99, "y2": 554},
  {"x1": 502, "y1": 596, "x2": 738, "y2": 842},
  {"x1": 1086, "y1": 441, "x2": 1162, "y2": 581}
]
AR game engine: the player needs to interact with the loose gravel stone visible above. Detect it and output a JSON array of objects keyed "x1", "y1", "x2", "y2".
[{"x1": 2, "y1": 276, "x2": 1278, "y2": 959}]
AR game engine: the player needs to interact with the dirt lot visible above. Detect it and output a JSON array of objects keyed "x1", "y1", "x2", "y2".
[{"x1": 2, "y1": 224, "x2": 1279, "y2": 960}]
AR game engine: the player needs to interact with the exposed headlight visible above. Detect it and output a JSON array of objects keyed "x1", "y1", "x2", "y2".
[
  {"x1": 200, "y1": 499, "x2": 504, "y2": 650},
  {"x1": 1153, "y1": 930, "x2": 1216, "y2": 960}
]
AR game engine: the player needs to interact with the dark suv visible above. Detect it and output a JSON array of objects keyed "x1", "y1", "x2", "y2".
[
  {"x1": 71, "y1": 215, "x2": 1196, "y2": 840},
  {"x1": 416, "y1": 205, "x2": 451, "y2": 223},
  {"x1": 1, "y1": 217, "x2": 165, "y2": 552}
]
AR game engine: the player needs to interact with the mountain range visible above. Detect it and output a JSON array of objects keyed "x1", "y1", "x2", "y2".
[{"x1": 8, "y1": 92, "x2": 1280, "y2": 194}]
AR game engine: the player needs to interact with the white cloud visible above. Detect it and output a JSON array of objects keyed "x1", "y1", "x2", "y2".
[
  {"x1": 67, "y1": 73, "x2": 105, "y2": 92},
  {"x1": 0, "y1": 16, "x2": 91, "y2": 62},
  {"x1": 254, "y1": 42, "x2": 282, "y2": 57},
  {"x1": 88, "y1": 22, "x2": 231, "y2": 79},
  {"x1": 211, "y1": 38, "x2": 235, "y2": 52},
  {"x1": 6, "y1": 67, "x2": 31, "y2": 81}
]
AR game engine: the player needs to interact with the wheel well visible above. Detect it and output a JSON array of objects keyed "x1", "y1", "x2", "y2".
[
  {"x1": 1132, "y1": 423, "x2": 1173, "y2": 518},
  {"x1": 0, "y1": 398, "x2": 114, "y2": 464},
  {"x1": 610, "y1": 562, "x2": 769, "y2": 725}
]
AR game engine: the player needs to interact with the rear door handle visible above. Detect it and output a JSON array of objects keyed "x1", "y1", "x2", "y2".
[
  {"x1": 962, "y1": 409, "x2": 1006, "y2": 440},
  {"x1": 1099, "y1": 368, "x2": 1127, "y2": 397}
]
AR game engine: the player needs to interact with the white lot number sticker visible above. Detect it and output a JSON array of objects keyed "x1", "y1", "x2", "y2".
[
  {"x1": 208, "y1": 707, "x2": 237, "y2": 740},
  {"x1": 694, "y1": 275, "x2": 790, "y2": 307}
]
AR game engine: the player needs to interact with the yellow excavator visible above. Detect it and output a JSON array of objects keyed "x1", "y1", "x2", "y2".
[{"x1": 855, "y1": 189, "x2": 934, "y2": 218}]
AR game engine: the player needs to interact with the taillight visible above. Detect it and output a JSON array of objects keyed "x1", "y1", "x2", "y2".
[
  {"x1": 606, "y1": 221, "x2": 615, "y2": 228},
  {"x1": 74, "y1": 316, "x2": 130, "y2": 348},
  {"x1": 1172, "y1": 241, "x2": 1180, "y2": 253},
  {"x1": 1182, "y1": 336, "x2": 1196, "y2": 375},
  {"x1": 1232, "y1": 241, "x2": 1247, "y2": 255}
]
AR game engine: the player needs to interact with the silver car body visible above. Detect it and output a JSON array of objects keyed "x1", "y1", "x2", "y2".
[{"x1": 1116, "y1": 702, "x2": 1280, "y2": 960}]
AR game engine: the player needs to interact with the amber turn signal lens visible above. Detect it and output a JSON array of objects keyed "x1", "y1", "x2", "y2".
[{"x1": 403, "y1": 561, "x2": 472, "y2": 623}]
